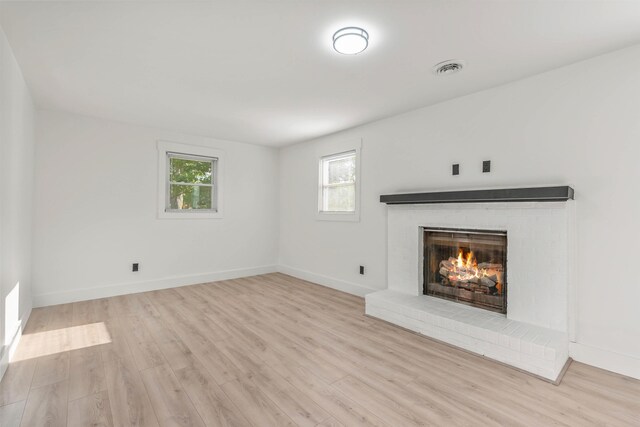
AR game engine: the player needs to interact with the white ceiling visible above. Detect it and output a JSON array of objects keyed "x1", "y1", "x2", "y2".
[{"x1": 2, "y1": 1, "x2": 640, "y2": 146}]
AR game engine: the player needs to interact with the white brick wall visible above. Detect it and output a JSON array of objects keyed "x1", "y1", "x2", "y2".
[{"x1": 387, "y1": 201, "x2": 571, "y2": 331}]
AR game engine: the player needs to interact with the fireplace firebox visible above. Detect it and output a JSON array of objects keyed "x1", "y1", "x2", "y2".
[{"x1": 423, "y1": 228, "x2": 507, "y2": 314}]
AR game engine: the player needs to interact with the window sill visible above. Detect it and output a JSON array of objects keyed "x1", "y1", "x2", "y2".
[
  {"x1": 316, "y1": 211, "x2": 360, "y2": 222},
  {"x1": 158, "y1": 210, "x2": 223, "y2": 220}
]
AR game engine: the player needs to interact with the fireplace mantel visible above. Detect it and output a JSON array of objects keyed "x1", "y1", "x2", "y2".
[{"x1": 380, "y1": 186, "x2": 574, "y2": 205}]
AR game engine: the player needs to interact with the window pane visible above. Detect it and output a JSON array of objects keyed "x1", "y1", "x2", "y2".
[
  {"x1": 325, "y1": 184, "x2": 355, "y2": 212},
  {"x1": 327, "y1": 154, "x2": 355, "y2": 185},
  {"x1": 169, "y1": 157, "x2": 212, "y2": 184},
  {"x1": 169, "y1": 184, "x2": 213, "y2": 210}
]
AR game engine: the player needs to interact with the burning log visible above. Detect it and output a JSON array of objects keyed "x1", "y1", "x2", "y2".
[
  {"x1": 438, "y1": 250, "x2": 503, "y2": 294},
  {"x1": 440, "y1": 260, "x2": 455, "y2": 270},
  {"x1": 486, "y1": 274, "x2": 499, "y2": 282},
  {"x1": 478, "y1": 262, "x2": 503, "y2": 269},
  {"x1": 479, "y1": 277, "x2": 496, "y2": 288}
]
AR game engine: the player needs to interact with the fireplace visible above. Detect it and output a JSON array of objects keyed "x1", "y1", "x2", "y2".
[
  {"x1": 423, "y1": 227, "x2": 507, "y2": 314},
  {"x1": 368, "y1": 188, "x2": 573, "y2": 380}
]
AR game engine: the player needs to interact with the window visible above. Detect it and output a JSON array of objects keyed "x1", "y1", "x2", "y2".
[
  {"x1": 317, "y1": 139, "x2": 361, "y2": 221},
  {"x1": 157, "y1": 141, "x2": 224, "y2": 219},
  {"x1": 167, "y1": 153, "x2": 216, "y2": 211},
  {"x1": 320, "y1": 151, "x2": 356, "y2": 212}
]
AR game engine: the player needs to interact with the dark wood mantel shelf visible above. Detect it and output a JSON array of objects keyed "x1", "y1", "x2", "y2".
[{"x1": 380, "y1": 186, "x2": 574, "y2": 205}]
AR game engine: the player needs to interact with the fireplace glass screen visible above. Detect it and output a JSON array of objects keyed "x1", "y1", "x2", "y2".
[{"x1": 423, "y1": 228, "x2": 507, "y2": 314}]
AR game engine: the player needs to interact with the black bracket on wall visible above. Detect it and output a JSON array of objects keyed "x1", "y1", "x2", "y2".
[{"x1": 482, "y1": 160, "x2": 491, "y2": 173}]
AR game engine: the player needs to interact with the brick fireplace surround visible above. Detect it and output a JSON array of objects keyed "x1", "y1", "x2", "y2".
[{"x1": 366, "y1": 187, "x2": 575, "y2": 382}]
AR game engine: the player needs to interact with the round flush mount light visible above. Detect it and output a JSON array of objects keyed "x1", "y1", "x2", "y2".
[
  {"x1": 433, "y1": 59, "x2": 465, "y2": 76},
  {"x1": 333, "y1": 27, "x2": 369, "y2": 55}
]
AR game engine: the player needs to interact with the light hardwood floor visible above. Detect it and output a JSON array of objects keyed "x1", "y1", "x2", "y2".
[{"x1": 1, "y1": 273, "x2": 638, "y2": 426}]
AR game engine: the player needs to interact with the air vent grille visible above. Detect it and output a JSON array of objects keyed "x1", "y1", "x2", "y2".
[{"x1": 433, "y1": 60, "x2": 465, "y2": 76}]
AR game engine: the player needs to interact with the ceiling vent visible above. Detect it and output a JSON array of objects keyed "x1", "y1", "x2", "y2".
[{"x1": 433, "y1": 60, "x2": 465, "y2": 76}]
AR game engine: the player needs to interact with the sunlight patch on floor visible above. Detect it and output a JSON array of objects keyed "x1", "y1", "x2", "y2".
[{"x1": 12, "y1": 322, "x2": 112, "y2": 361}]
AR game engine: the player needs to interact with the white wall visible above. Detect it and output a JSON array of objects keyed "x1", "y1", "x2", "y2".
[
  {"x1": 279, "y1": 45, "x2": 640, "y2": 379},
  {"x1": 0, "y1": 27, "x2": 35, "y2": 377},
  {"x1": 33, "y1": 110, "x2": 279, "y2": 306}
]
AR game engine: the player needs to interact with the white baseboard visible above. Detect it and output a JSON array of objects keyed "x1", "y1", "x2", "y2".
[
  {"x1": 277, "y1": 264, "x2": 378, "y2": 297},
  {"x1": 33, "y1": 265, "x2": 278, "y2": 307},
  {"x1": 569, "y1": 342, "x2": 640, "y2": 380},
  {"x1": 0, "y1": 307, "x2": 32, "y2": 382}
]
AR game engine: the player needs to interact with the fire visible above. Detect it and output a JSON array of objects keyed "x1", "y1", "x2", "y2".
[
  {"x1": 452, "y1": 249, "x2": 480, "y2": 281},
  {"x1": 440, "y1": 248, "x2": 503, "y2": 295},
  {"x1": 456, "y1": 249, "x2": 477, "y2": 270}
]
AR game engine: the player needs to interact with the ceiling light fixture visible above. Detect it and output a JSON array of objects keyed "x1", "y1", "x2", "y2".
[{"x1": 333, "y1": 27, "x2": 369, "y2": 55}]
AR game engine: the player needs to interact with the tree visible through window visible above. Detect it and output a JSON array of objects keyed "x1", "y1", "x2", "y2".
[
  {"x1": 320, "y1": 151, "x2": 356, "y2": 212},
  {"x1": 167, "y1": 153, "x2": 216, "y2": 211}
]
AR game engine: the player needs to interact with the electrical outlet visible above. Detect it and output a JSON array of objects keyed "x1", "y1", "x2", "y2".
[
  {"x1": 452, "y1": 164, "x2": 460, "y2": 175},
  {"x1": 359, "y1": 265, "x2": 365, "y2": 275},
  {"x1": 132, "y1": 263, "x2": 139, "y2": 272},
  {"x1": 483, "y1": 160, "x2": 491, "y2": 173}
]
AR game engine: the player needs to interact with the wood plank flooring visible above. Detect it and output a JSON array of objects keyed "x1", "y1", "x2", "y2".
[{"x1": 1, "y1": 273, "x2": 638, "y2": 426}]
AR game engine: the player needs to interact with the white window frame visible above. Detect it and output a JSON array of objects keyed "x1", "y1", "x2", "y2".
[
  {"x1": 157, "y1": 141, "x2": 224, "y2": 219},
  {"x1": 316, "y1": 138, "x2": 361, "y2": 222}
]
